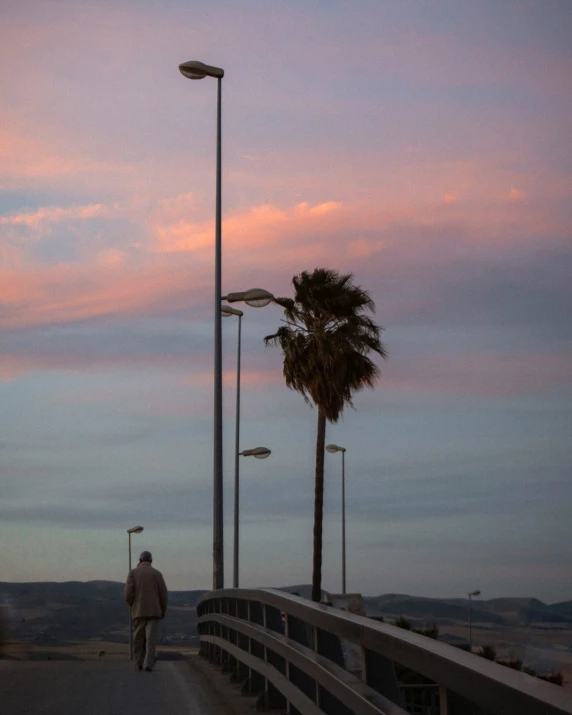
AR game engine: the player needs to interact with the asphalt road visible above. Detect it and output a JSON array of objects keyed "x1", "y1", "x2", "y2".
[{"x1": 0, "y1": 660, "x2": 227, "y2": 715}]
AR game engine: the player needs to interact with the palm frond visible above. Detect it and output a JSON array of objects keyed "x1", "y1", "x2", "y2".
[{"x1": 266, "y1": 267, "x2": 386, "y2": 423}]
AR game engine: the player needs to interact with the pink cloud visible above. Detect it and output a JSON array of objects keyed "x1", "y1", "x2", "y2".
[
  {"x1": 0, "y1": 116, "x2": 135, "y2": 189},
  {"x1": 1, "y1": 179, "x2": 568, "y2": 334},
  {"x1": 0, "y1": 260, "x2": 211, "y2": 330},
  {"x1": 152, "y1": 201, "x2": 342, "y2": 254},
  {"x1": 507, "y1": 188, "x2": 526, "y2": 202},
  {"x1": 0, "y1": 347, "x2": 173, "y2": 383},
  {"x1": 0, "y1": 204, "x2": 105, "y2": 229}
]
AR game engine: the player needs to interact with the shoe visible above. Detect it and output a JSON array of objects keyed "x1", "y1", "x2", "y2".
[
  {"x1": 135, "y1": 663, "x2": 142, "y2": 671},
  {"x1": 144, "y1": 667, "x2": 153, "y2": 672}
]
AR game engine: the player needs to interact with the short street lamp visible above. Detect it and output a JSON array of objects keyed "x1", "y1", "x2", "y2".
[
  {"x1": 221, "y1": 288, "x2": 274, "y2": 587},
  {"x1": 468, "y1": 589, "x2": 481, "y2": 652},
  {"x1": 222, "y1": 304, "x2": 244, "y2": 590},
  {"x1": 179, "y1": 59, "x2": 225, "y2": 590},
  {"x1": 326, "y1": 444, "x2": 347, "y2": 594},
  {"x1": 235, "y1": 447, "x2": 272, "y2": 587},
  {"x1": 126, "y1": 525, "x2": 144, "y2": 660}
]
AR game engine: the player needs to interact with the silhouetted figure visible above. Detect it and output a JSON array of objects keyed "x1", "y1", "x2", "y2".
[{"x1": 124, "y1": 551, "x2": 168, "y2": 672}]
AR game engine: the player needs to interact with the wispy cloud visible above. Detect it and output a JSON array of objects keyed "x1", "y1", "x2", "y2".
[
  {"x1": 0, "y1": 203, "x2": 106, "y2": 228},
  {"x1": 152, "y1": 200, "x2": 342, "y2": 254},
  {"x1": 0, "y1": 260, "x2": 210, "y2": 329}
]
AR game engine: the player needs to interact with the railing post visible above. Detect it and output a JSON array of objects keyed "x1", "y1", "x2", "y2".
[
  {"x1": 439, "y1": 684, "x2": 448, "y2": 715},
  {"x1": 313, "y1": 625, "x2": 321, "y2": 708},
  {"x1": 220, "y1": 597, "x2": 228, "y2": 668},
  {"x1": 247, "y1": 600, "x2": 253, "y2": 684},
  {"x1": 361, "y1": 645, "x2": 402, "y2": 706},
  {"x1": 263, "y1": 603, "x2": 269, "y2": 698},
  {"x1": 284, "y1": 612, "x2": 291, "y2": 714}
]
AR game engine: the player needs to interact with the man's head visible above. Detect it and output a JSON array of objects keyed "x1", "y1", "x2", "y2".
[{"x1": 139, "y1": 551, "x2": 152, "y2": 563}]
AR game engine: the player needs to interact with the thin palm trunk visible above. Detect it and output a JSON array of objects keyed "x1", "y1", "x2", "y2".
[{"x1": 312, "y1": 407, "x2": 327, "y2": 602}]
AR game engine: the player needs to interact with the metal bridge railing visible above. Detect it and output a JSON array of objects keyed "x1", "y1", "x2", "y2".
[{"x1": 197, "y1": 588, "x2": 572, "y2": 715}]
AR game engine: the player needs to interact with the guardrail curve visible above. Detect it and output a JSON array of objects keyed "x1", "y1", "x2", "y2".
[{"x1": 197, "y1": 588, "x2": 572, "y2": 715}]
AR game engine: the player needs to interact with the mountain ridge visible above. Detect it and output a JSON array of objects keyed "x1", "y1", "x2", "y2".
[{"x1": 2, "y1": 581, "x2": 570, "y2": 631}]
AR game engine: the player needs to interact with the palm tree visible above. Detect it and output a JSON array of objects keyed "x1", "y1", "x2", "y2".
[{"x1": 265, "y1": 268, "x2": 386, "y2": 601}]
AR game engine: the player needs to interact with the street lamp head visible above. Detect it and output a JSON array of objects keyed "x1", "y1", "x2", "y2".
[
  {"x1": 179, "y1": 60, "x2": 224, "y2": 80},
  {"x1": 240, "y1": 447, "x2": 271, "y2": 459},
  {"x1": 221, "y1": 304, "x2": 243, "y2": 317},
  {"x1": 326, "y1": 444, "x2": 346, "y2": 453},
  {"x1": 127, "y1": 525, "x2": 144, "y2": 534},
  {"x1": 245, "y1": 289, "x2": 274, "y2": 308},
  {"x1": 223, "y1": 288, "x2": 274, "y2": 308},
  {"x1": 253, "y1": 448, "x2": 271, "y2": 459},
  {"x1": 468, "y1": 589, "x2": 481, "y2": 597}
]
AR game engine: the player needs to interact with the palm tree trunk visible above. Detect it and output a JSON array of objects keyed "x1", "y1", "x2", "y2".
[{"x1": 312, "y1": 407, "x2": 327, "y2": 602}]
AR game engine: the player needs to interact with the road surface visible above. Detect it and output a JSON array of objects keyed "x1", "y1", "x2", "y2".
[{"x1": 0, "y1": 659, "x2": 227, "y2": 715}]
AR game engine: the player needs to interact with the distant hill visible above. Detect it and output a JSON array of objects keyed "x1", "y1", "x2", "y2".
[
  {"x1": 542, "y1": 600, "x2": 572, "y2": 619},
  {"x1": 0, "y1": 581, "x2": 207, "y2": 646},
  {"x1": 1, "y1": 581, "x2": 570, "y2": 649},
  {"x1": 361, "y1": 593, "x2": 504, "y2": 624},
  {"x1": 482, "y1": 598, "x2": 572, "y2": 625},
  {"x1": 361, "y1": 593, "x2": 572, "y2": 628}
]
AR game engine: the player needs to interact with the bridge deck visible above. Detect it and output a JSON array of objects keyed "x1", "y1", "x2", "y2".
[{"x1": 0, "y1": 660, "x2": 227, "y2": 715}]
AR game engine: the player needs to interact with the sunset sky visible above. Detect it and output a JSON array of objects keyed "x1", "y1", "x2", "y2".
[{"x1": 1, "y1": 1, "x2": 571, "y2": 602}]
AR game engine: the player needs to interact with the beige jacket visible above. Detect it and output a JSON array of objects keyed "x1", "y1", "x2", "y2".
[{"x1": 124, "y1": 562, "x2": 168, "y2": 619}]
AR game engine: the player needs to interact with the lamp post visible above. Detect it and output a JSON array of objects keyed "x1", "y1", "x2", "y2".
[
  {"x1": 127, "y1": 525, "x2": 144, "y2": 660},
  {"x1": 468, "y1": 589, "x2": 481, "y2": 652},
  {"x1": 221, "y1": 287, "x2": 274, "y2": 587},
  {"x1": 179, "y1": 60, "x2": 225, "y2": 589},
  {"x1": 221, "y1": 304, "x2": 244, "y2": 589},
  {"x1": 325, "y1": 445, "x2": 347, "y2": 594},
  {"x1": 236, "y1": 447, "x2": 271, "y2": 587}
]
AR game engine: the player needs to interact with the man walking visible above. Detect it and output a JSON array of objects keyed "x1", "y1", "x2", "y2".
[{"x1": 124, "y1": 551, "x2": 168, "y2": 672}]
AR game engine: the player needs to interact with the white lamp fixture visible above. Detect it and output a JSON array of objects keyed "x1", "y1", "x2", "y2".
[
  {"x1": 223, "y1": 288, "x2": 274, "y2": 307},
  {"x1": 221, "y1": 305, "x2": 243, "y2": 318}
]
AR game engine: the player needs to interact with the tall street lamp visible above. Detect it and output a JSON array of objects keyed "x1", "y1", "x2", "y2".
[
  {"x1": 179, "y1": 59, "x2": 225, "y2": 589},
  {"x1": 468, "y1": 588, "x2": 481, "y2": 652},
  {"x1": 236, "y1": 447, "x2": 271, "y2": 587},
  {"x1": 127, "y1": 525, "x2": 144, "y2": 660},
  {"x1": 326, "y1": 444, "x2": 347, "y2": 594}
]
